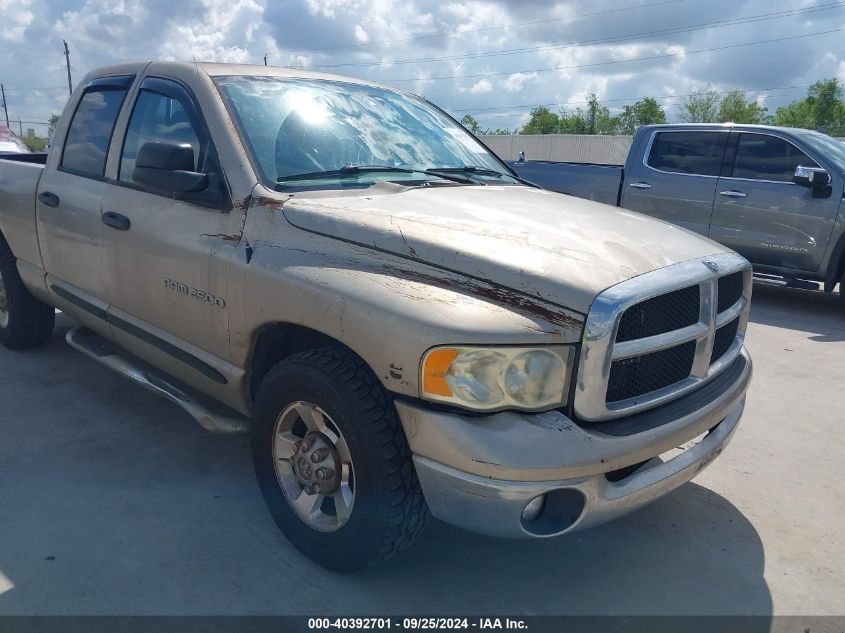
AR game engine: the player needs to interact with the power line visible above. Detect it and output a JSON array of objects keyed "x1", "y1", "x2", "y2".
[
  {"x1": 305, "y1": 2, "x2": 845, "y2": 69},
  {"x1": 380, "y1": 27, "x2": 845, "y2": 83},
  {"x1": 451, "y1": 84, "x2": 814, "y2": 114},
  {"x1": 2, "y1": 86, "x2": 68, "y2": 92},
  {"x1": 289, "y1": 0, "x2": 693, "y2": 54}
]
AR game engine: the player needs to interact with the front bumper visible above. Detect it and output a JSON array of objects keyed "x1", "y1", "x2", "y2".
[{"x1": 395, "y1": 349, "x2": 751, "y2": 538}]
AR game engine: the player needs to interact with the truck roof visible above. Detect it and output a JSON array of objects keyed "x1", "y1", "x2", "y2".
[
  {"x1": 84, "y1": 60, "x2": 393, "y2": 91},
  {"x1": 642, "y1": 122, "x2": 824, "y2": 136}
]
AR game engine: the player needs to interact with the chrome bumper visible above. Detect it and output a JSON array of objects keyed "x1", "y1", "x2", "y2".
[{"x1": 396, "y1": 349, "x2": 751, "y2": 539}]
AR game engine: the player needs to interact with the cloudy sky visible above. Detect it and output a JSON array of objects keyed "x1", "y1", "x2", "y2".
[{"x1": 1, "y1": 0, "x2": 844, "y2": 136}]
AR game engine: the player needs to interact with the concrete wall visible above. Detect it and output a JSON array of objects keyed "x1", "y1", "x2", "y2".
[
  {"x1": 481, "y1": 133, "x2": 845, "y2": 165},
  {"x1": 480, "y1": 134, "x2": 633, "y2": 165}
]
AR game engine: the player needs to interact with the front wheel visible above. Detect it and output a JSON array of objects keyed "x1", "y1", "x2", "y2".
[{"x1": 252, "y1": 347, "x2": 428, "y2": 571}]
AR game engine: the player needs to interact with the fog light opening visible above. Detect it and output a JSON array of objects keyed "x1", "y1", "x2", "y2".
[
  {"x1": 521, "y1": 495, "x2": 546, "y2": 523},
  {"x1": 520, "y1": 488, "x2": 586, "y2": 536}
]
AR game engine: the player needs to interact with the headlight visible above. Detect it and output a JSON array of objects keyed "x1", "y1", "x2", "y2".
[{"x1": 421, "y1": 346, "x2": 574, "y2": 411}]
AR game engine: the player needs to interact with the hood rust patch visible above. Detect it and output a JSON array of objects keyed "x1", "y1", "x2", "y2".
[{"x1": 381, "y1": 264, "x2": 581, "y2": 330}]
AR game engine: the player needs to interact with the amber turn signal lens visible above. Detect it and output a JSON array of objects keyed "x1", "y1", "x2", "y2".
[{"x1": 422, "y1": 348, "x2": 459, "y2": 397}]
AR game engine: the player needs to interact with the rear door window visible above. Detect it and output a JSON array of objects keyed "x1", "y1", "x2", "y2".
[
  {"x1": 731, "y1": 133, "x2": 819, "y2": 182},
  {"x1": 61, "y1": 82, "x2": 130, "y2": 177},
  {"x1": 647, "y1": 131, "x2": 727, "y2": 177}
]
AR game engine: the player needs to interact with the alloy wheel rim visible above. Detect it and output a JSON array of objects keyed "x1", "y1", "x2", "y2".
[
  {"x1": 272, "y1": 401, "x2": 355, "y2": 532},
  {"x1": 0, "y1": 269, "x2": 8, "y2": 329}
]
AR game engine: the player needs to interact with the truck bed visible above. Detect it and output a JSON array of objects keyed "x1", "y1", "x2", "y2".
[
  {"x1": 0, "y1": 152, "x2": 48, "y2": 165},
  {"x1": 507, "y1": 160, "x2": 623, "y2": 206}
]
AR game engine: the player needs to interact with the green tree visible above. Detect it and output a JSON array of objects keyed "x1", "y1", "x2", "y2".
[
  {"x1": 459, "y1": 114, "x2": 482, "y2": 135},
  {"x1": 520, "y1": 106, "x2": 561, "y2": 134},
  {"x1": 773, "y1": 99, "x2": 815, "y2": 129},
  {"x1": 483, "y1": 127, "x2": 512, "y2": 135},
  {"x1": 774, "y1": 79, "x2": 845, "y2": 133},
  {"x1": 809, "y1": 79, "x2": 843, "y2": 130},
  {"x1": 718, "y1": 90, "x2": 770, "y2": 124},
  {"x1": 616, "y1": 97, "x2": 667, "y2": 134},
  {"x1": 47, "y1": 114, "x2": 60, "y2": 139},
  {"x1": 23, "y1": 134, "x2": 48, "y2": 151},
  {"x1": 679, "y1": 85, "x2": 721, "y2": 123},
  {"x1": 556, "y1": 95, "x2": 618, "y2": 134}
]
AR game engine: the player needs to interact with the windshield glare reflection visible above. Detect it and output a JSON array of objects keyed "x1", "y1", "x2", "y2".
[{"x1": 215, "y1": 76, "x2": 509, "y2": 187}]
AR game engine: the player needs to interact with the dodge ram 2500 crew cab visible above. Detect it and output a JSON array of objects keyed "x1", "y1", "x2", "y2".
[
  {"x1": 510, "y1": 123, "x2": 845, "y2": 302},
  {"x1": 0, "y1": 62, "x2": 752, "y2": 571}
]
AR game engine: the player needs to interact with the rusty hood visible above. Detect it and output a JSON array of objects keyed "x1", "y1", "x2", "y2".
[{"x1": 281, "y1": 185, "x2": 730, "y2": 314}]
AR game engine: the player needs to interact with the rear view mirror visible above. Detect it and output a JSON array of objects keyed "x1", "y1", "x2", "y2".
[
  {"x1": 793, "y1": 165, "x2": 832, "y2": 198},
  {"x1": 133, "y1": 142, "x2": 208, "y2": 196}
]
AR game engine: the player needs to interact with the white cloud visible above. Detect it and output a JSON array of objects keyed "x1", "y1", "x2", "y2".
[
  {"x1": 0, "y1": 0, "x2": 33, "y2": 41},
  {"x1": 469, "y1": 78, "x2": 493, "y2": 93},
  {"x1": 1, "y1": 0, "x2": 841, "y2": 136},
  {"x1": 157, "y1": 0, "x2": 263, "y2": 62},
  {"x1": 501, "y1": 72, "x2": 538, "y2": 93},
  {"x1": 354, "y1": 24, "x2": 369, "y2": 43}
]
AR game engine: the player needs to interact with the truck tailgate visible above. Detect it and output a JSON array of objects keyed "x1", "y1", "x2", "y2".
[{"x1": 0, "y1": 158, "x2": 45, "y2": 267}]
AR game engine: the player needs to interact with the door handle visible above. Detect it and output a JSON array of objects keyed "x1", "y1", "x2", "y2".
[
  {"x1": 37, "y1": 191, "x2": 60, "y2": 207},
  {"x1": 719, "y1": 190, "x2": 747, "y2": 198},
  {"x1": 101, "y1": 211, "x2": 131, "y2": 231},
  {"x1": 629, "y1": 182, "x2": 652, "y2": 189}
]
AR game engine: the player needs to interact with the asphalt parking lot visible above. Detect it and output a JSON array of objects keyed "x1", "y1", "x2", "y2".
[{"x1": 0, "y1": 281, "x2": 843, "y2": 616}]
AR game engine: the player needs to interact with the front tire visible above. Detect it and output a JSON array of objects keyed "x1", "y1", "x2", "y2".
[
  {"x1": 0, "y1": 235, "x2": 55, "y2": 350},
  {"x1": 252, "y1": 347, "x2": 428, "y2": 571}
]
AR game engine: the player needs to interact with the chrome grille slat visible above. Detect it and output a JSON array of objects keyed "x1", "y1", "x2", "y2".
[
  {"x1": 716, "y1": 297, "x2": 746, "y2": 328},
  {"x1": 574, "y1": 253, "x2": 752, "y2": 422},
  {"x1": 612, "y1": 321, "x2": 710, "y2": 360}
]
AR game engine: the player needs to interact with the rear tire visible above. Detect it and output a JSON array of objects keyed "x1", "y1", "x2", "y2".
[
  {"x1": 0, "y1": 235, "x2": 55, "y2": 350},
  {"x1": 252, "y1": 346, "x2": 428, "y2": 571}
]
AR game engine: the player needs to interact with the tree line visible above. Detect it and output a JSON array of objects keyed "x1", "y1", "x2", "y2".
[{"x1": 460, "y1": 79, "x2": 845, "y2": 136}]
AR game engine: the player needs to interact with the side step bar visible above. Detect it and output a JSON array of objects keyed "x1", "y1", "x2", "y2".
[
  {"x1": 753, "y1": 273, "x2": 820, "y2": 291},
  {"x1": 66, "y1": 326, "x2": 249, "y2": 435}
]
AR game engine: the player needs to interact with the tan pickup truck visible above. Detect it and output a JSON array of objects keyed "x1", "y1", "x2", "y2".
[{"x1": 0, "y1": 61, "x2": 753, "y2": 571}]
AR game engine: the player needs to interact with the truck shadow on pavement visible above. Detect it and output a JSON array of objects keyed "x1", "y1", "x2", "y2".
[
  {"x1": 369, "y1": 485, "x2": 772, "y2": 618},
  {"x1": 749, "y1": 281, "x2": 844, "y2": 342},
  {"x1": 0, "y1": 317, "x2": 773, "y2": 619}
]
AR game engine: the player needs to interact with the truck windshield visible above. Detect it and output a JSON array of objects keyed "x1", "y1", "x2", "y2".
[
  {"x1": 214, "y1": 76, "x2": 514, "y2": 189},
  {"x1": 798, "y1": 131, "x2": 845, "y2": 175}
]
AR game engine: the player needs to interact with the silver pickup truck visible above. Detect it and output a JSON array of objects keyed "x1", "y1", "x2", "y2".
[
  {"x1": 511, "y1": 124, "x2": 845, "y2": 300},
  {"x1": 0, "y1": 62, "x2": 752, "y2": 571}
]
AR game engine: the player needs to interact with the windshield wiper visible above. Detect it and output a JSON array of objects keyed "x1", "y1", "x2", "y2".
[
  {"x1": 276, "y1": 164, "x2": 478, "y2": 186},
  {"x1": 276, "y1": 165, "x2": 415, "y2": 182},
  {"x1": 425, "y1": 165, "x2": 509, "y2": 178},
  {"x1": 425, "y1": 165, "x2": 538, "y2": 187}
]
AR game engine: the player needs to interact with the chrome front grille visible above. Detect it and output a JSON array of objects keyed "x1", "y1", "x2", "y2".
[{"x1": 574, "y1": 253, "x2": 752, "y2": 422}]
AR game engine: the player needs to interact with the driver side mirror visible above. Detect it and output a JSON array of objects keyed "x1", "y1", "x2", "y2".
[
  {"x1": 793, "y1": 165, "x2": 832, "y2": 198},
  {"x1": 133, "y1": 142, "x2": 208, "y2": 197}
]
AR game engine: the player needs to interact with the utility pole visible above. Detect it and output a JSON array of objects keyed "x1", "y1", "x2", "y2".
[
  {"x1": 16, "y1": 116, "x2": 22, "y2": 137},
  {"x1": 0, "y1": 84, "x2": 9, "y2": 128},
  {"x1": 63, "y1": 40, "x2": 73, "y2": 97}
]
